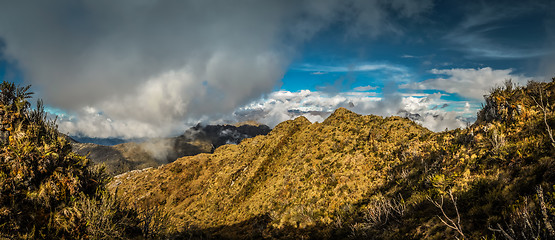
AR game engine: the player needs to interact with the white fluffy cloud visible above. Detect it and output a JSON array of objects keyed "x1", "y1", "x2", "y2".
[
  {"x1": 230, "y1": 89, "x2": 474, "y2": 132},
  {"x1": 58, "y1": 53, "x2": 285, "y2": 138},
  {"x1": 402, "y1": 67, "x2": 534, "y2": 100},
  {"x1": 353, "y1": 85, "x2": 379, "y2": 91},
  {"x1": 0, "y1": 0, "x2": 433, "y2": 139},
  {"x1": 59, "y1": 86, "x2": 476, "y2": 137}
]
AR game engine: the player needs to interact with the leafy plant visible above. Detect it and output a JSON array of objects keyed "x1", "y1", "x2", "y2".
[{"x1": 0, "y1": 81, "x2": 170, "y2": 239}]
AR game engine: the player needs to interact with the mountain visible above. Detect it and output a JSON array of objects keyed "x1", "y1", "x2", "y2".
[
  {"x1": 111, "y1": 80, "x2": 555, "y2": 239},
  {"x1": 72, "y1": 123, "x2": 271, "y2": 175},
  {"x1": 70, "y1": 136, "x2": 132, "y2": 146}
]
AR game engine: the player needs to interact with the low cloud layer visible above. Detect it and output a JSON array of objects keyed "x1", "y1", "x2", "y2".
[
  {"x1": 60, "y1": 65, "x2": 537, "y2": 137},
  {"x1": 231, "y1": 88, "x2": 474, "y2": 132},
  {"x1": 0, "y1": 0, "x2": 434, "y2": 139}
]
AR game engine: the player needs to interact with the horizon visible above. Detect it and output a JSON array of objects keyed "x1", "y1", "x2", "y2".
[{"x1": 0, "y1": 0, "x2": 553, "y2": 141}]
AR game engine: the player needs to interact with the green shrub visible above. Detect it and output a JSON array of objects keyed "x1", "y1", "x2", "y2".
[{"x1": 0, "y1": 81, "x2": 170, "y2": 239}]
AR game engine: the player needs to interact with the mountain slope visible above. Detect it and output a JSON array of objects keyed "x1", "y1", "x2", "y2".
[
  {"x1": 73, "y1": 123, "x2": 271, "y2": 175},
  {"x1": 111, "y1": 109, "x2": 433, "y2": 234},
  {"x1": 111, "y1": 80, "x2": 555, "y2": 239}
]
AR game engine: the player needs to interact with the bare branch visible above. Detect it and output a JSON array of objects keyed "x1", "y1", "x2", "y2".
[
  {"x1": 531, "y1": 85, "x2": 555, "y2": 148},
  {"x1": 536, "y1": 186, "x2": 555, "y2": 237},
  {"x1": 428, "y1": 189, "x2": 466, "y2": 238},
  {"x1": 488, "y1": 223, "x2": 515, "y2": 240}
]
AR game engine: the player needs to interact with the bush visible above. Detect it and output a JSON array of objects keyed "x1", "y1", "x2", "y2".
[{"x1": 0, "y1": 81, "x2": 169, "y2": 239}]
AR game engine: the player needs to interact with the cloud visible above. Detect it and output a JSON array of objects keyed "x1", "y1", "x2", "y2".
[
  {"x1": 539, "y1": 53, "x2": 555, "y2": 79},
  {"x1": 353, "y1": 85, "x2": 378, "y2": 91},
  {"x1": 538, "y1": 8, "x2": 555, "y2": 78},
  {"x1": 0, "y1": 0, "x2": 434, "y2": 139},
  {"x1": 295, "y1": 63, "x2": 408, "y2": 73},
  {"x1": 401, "y1": 54, "x2": 417, "y2": 58},
  {"x1": 401, "y1": 67, "x2": 534, "y2": 100},
  {"x1": 296, "y1": 63, "x2": 413, "y2": 84},
  {"x1": 230, "y1": 89, "x2": 474, "y2": 132},
  {"x1": 448, "y1": 34, "x2": 552, "y2": 59},
  {"x1": 345, "y1": 0, "x2": 433, "y2": 37},
  {"x1": 445, "y1": 0, "x2": 555, "y2": 60},
  {"x1": 311, "y1": 71, "x2": 327, "y2": 75}
]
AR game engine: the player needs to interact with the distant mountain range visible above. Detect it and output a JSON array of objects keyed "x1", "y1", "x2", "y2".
[
  {"x1": 69, "y1": 136, "x2": 135, "y2": 146},
  {"x1": 72, "y1": 122, "x2": 271, "y2": 175}
]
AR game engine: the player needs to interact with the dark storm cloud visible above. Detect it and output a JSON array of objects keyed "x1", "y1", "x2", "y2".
[
  {"x1": 445, "y1": 0, "x2": 555, "y2": 61},
  {"x1": 0, "y1": 0, "x2": 434, "y2": 138}
]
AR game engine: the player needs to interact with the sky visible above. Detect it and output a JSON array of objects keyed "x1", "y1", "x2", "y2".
[{"x1": 0, "y1": 0, "x2": 553, "y2": 140}]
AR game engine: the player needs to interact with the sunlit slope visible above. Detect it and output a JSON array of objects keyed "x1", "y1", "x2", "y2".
[
  {"x1": 112, "y1": 108, "x2": 431, "y2": 227},
  {"x1": 112, "y1": 80, "x2": 555, "y2": 239}
]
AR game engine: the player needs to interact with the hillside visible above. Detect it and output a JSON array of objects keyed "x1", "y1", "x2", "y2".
[
  {"x1": 72, "y1": 123, "x2": 271, "y2": 175},
  {"x1": 1, "y1": 79, "x2": 553, "y2": 239},
  {"x1": 111, "y1": 109, "x2": 437, "y2": 239},
  {"x1": 112, "y1": 79, "x2": 555, "y2": 239}
]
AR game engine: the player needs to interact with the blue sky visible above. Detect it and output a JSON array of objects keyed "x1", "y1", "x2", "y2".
[
  {"x1": 0, "y1": 0, "x2": 553, "y2": 140},
  {"x1": 280, "y1": 0, "x2": 552, "y2": 92}
]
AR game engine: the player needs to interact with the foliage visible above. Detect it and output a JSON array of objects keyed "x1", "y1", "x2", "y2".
[
  {"x1": 4, "y1": 78, "x2": 551, "y2": 239},
  {"x1": 0, "y1": 81, "x2": 169, "y2": 239},
  {"x1": 112, "y1": 79, "x2": 555, "y2": 239}
]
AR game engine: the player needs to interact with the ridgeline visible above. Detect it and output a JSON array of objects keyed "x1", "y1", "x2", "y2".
[
  {"x1": 112, "y1": 80, "x2": 555, "y2": 239},
  {"x1": 72, "y1": 123, "x2": 271, "y2": 175},
  {"x1": 1, "y1": 79, "x2": 554, "y2": 239}
]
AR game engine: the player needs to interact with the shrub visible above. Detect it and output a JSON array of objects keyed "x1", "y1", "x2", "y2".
[{"x1": 0, "y1": 81, "x2": 169, "y2": 239}]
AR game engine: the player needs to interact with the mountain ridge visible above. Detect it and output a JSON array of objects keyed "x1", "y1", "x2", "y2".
[
  {"x1": 73, "y1": 123, "x2": 271, "y2": 175},
  {"x1": 2, "y1": 79, "x2": 554, "y2": 239},
  {"x1": 111, "y1": 80, "x2": 555, "y2": 239},
  {"x1": 111, "y1": 107, "x2": 432, "y2": 233}
]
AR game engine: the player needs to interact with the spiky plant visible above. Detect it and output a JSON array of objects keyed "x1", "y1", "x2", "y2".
[{"x1": 0, "y1": 82, "x2": 108, "y2": 238}]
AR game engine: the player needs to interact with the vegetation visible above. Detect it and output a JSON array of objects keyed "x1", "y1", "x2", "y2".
[
  {"x1": 1, "y1": 78, "x2": 554, "y2": 239},
  {"x1": 113, "y1": 79, "x2": 555, "y2": 239},
  {"x1": 0, "y1": 82, "x2": 167, "y2": 239}
]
